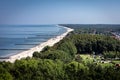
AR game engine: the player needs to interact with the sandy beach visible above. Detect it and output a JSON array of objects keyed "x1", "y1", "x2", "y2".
[{"x1": 0, "y1": 25, "x2": 73, "y2": 63}]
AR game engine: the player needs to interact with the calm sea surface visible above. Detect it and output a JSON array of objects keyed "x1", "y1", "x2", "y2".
[{"x1": 0, "y1": 25, "x2": 66, "y2": 57}]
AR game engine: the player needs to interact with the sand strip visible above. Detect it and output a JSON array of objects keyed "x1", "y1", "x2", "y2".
[{"x1": 0, "y1": 25, "x2": 73, "y2": 63}]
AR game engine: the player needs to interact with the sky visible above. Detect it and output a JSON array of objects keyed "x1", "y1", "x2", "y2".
[{"x1": 0, "y1": 0, "x2": 120, "y2": 24}]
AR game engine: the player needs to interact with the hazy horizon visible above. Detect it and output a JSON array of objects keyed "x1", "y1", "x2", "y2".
[{"x1": 0, "y1": 0, "x2": 120, "y2": 25}]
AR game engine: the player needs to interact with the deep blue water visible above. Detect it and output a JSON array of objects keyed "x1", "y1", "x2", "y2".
[{"x1": 0, "y1": 25, "x2": 66, "y2": 57}]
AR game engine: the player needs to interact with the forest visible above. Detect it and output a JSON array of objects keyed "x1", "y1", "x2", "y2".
[
  {"x1": 60, "y1": 24, "x2": 120, "y2": 36},
  {"x1": 0, "y1": 24, "x2": 120, "y2": 80}
]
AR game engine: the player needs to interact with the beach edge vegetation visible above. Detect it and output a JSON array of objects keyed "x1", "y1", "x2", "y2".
[{"x1": 0, "y1": 25, "x2": 120, "y2": 80}]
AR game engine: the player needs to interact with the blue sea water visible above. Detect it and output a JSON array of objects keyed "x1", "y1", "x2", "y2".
[{"x1": 0, "y1": 25, "x2": 66, "y2": 57}]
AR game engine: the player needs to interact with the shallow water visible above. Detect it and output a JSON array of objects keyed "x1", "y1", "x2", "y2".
[{"x1": 0, "y1": 25, "x2": 66, "y2": 57}]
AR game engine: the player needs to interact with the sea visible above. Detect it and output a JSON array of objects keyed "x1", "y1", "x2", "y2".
[{"x1": 0, "y1": 25, "x2": 66, "y2": 57}]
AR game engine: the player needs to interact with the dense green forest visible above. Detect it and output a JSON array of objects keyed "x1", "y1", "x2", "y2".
[
  {"x1": 0, "y1": 24, "x2": 120, "y2": 80},
  {"x1": 60, "y1": 24, "x2": 120, "y2": 35}
]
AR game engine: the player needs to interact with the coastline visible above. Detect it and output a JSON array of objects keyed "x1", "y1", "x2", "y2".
[{"x1": 0, "y1": 25, "x2": 74, "y2": 63}]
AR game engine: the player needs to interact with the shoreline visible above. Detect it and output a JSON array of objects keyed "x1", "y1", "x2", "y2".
[{"x1": 0, "y1": 25, "x2": 74, "y2": 63}]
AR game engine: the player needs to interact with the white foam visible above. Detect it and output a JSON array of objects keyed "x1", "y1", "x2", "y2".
[{"x1": 0, "y1": 25, "x2": 73, "y2": 63}]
